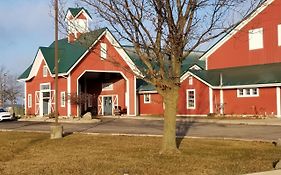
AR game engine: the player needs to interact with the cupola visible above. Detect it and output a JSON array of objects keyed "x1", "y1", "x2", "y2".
[{"x1": 65, "y1": 7, "x2": 92, "y2": 43}]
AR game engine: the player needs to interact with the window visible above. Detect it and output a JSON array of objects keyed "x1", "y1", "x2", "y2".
[
  {"x1": 186, "y1": 89, "x2": 195, "y2": 109},
  {"x1": 237, "y1": 88, "x2": 259, "y2": 97},
  {"x1": 278, "y1": 24, "x2": 281, "y2": 46},
  {"x1": 102, "y1": 83, "x2": 113, "y2": 91},
  {"x1": 101, "y1": 43, "x2": 107, "y2": 59},
  {"x1": 188, "y1": 76, "x2": 193, "y2": 85},
  {"x1": 40, "y1": 83, "x2": 50, "y2": 91},
  {"x1": 144, "y1": 94, "x2": 151, "y2": 103},
  {"x1": 28, "y1": 94, "x2": 32, "y2": 108},
  {"x1": 249, "y1": 28, "x2": 263, "y2": 50},
  {"x1": 61, "y1": 92, "x2": 66, "y2": 107},
  {"x1": 43, "y1": 65, "x2": 48, "y2": 77}
]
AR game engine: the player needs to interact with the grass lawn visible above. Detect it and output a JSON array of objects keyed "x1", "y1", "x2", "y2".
[{"x1": 0, "y1": 132, "x2": 280, "y2": 175}]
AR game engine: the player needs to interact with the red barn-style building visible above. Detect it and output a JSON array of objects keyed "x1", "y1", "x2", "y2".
[{"x1": 19, "y1": 2, "x2": 281, "y2": 118}]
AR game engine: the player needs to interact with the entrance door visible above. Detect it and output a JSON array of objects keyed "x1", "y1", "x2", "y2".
[
  {"x1": 43, "y1": 99, "x2": 49, "y2": 115},
  {"x1": 103, "y1": 96, "x2": 112, "y2": 115}
]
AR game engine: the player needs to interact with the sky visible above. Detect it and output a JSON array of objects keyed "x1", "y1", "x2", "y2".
[{"x1": 0, "y1": 0, "x2": 74, "y2": 76}]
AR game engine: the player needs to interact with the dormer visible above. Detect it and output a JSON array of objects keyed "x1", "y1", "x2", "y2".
[{"x1": 65, "y1": 7, "x2": 92, "y2": 43}]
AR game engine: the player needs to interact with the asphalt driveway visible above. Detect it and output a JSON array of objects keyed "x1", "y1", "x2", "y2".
[{"x1": 0, "y1": 118, "x2": 280, "y2": 141}]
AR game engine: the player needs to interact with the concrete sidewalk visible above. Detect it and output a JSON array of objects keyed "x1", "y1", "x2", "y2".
[{"x1": 245, "y1": 169, "x2": 281, "y2": 175}]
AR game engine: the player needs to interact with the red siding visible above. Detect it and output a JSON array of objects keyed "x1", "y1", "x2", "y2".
[
  {"x1": 223, "y1": 87, "x2": 276, "y2": 115},
  {"x1": 70, "y1": 35, "x2": 136, "y2": 116},
  {"x1": 208, "y1": 0, "x2": 281, "y2": 69},
  {"x1": 26, "y1": 60, "x2": 68, "y2": 116},
  {"x1": 178, "y1": 76, "x2": 210, "y2": 115},
  {"x1": 139, "y1": 93, "x2": 163, "y2": 115}
]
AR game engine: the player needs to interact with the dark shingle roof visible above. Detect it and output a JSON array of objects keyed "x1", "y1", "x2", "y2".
[
  {"x1": 18, "y1": 64, "x2": 32, "y2": 80},
  {"x1": 190, "y1": 62, "x2": 281, "y2": 87},
  {"x1": 68, "y1": 7, "x2": 92, "y2": 19},
  {"x1": 18, "y1": 28, "x2": 107, "y2": 79}
]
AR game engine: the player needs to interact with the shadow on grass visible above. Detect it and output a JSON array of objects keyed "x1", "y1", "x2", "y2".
[{"x1": 176, "y1": 120, "x2": 195, "y2": 148}]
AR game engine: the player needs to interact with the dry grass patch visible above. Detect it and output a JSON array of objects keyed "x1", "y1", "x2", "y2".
[{"x1": 0, "y1": 132, "x2": 280, "y2": 175}]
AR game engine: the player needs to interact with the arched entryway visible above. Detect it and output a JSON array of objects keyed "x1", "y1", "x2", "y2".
[{"x1": 77, "y1": 71, "x2": 129, "y2": 116}]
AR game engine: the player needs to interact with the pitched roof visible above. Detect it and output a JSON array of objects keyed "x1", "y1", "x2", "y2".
[
  {"x1": 190, "y1": 62, "x2": 281, "y2": 87},
  {"x1": 18, "y1": 28, "x2": 107, "y2": 80},
  {"x1": 68, "y1": 7, "x2": 92, "y2": 19},
  {"x1": 135, "y1": 52, "x2": 205, "y2": 92}
]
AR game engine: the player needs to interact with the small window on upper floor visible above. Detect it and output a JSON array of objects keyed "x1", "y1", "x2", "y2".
[
  {"x1": 249, "y1": 28, "x2": 263, "y2": 50},
  {"x1": 188, "y1": 76, "x2": 193, "y2": 85},
  {"x1": 43, "y1": 65, "x2": 48, "y2": 77},
  {"x1": 101, "y1": 43, "x2": 107, "y2": 59},
  {"x1": 278, "y1": 24, "x2": 281, "y2": 46}
]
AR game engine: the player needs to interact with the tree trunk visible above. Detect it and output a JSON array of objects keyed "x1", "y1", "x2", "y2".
[{"x1": 160, "y1": 88, "x2": 179, "y2": 154}]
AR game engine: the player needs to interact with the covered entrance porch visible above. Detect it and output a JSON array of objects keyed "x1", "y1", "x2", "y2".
[{"x1": 77, "y1": 71, "x2": 129, "y2": 116}]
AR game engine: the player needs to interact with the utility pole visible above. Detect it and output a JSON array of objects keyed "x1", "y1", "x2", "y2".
[
  {"x1": 50, "y1": 0, "x2": 63, "y2": 139},
  {"x1": 54, "y1": 0, "x2": 59, "y2": 124}
]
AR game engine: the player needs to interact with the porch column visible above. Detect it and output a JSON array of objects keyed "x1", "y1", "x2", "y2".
[
  {"x1": 220, "y1": 89, "x2": 224, "y2": 115},
  {"x1": 276, "y1": 87, "x2": 281, "y2": 118},
  {"x1": 67, "y1": 74, "x2": 71, "y2": 117},
  {"x1": 209, "y1": 87, "x2": 213, "y2": 113}
]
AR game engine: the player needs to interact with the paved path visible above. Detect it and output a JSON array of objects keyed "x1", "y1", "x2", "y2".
[{"x1": 0, "y1": 118, "x2": 281, "y2": 141}]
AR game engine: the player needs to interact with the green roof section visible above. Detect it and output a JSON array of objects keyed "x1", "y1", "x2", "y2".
[
  {"x1": 18, "y1": 64, "x2": 32, "y2": 80},
  {"x1": 190, "y1": 62, "x2": 281, "y2": 87},
  {"x1": 68, "y1": 7, "x2": 92, "y2": 19},
  {"x1": 18, "y1": 28, "x2": 107, "y2": 80}
]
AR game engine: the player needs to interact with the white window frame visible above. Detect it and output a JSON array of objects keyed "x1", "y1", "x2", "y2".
[
  {"x1": 102, "y1": 83, "x2": 113, "y2": 91},
  {"x1": 61, "y1": 91, "x2": 66, "y2": 107},
  {"x1": 237, "y1": 88, "x2": 259, "y2": 97},
  {"x1": 186, "y1": 89, "x2": 196, "y2": 109},
  {"x1": 40, "y1": 83, "x2": 51, "y2": 91},
  {"x1": 43, "y1": 65, "x2": 48, "y2": 77},
  {"x1": 28, "y1": 94, "x2": 32, "y2": 108},
  {"x1": 188, "y1": 76, "x2": 193, "y2": 85},
  {"x1": 100, "y1": 43, "x2": 107, "y2": 59},
  {"x1": 249, "y1": 28, "x2": 264, "y2": 50},
  {"x1": 278, "y1": 24, "x2": 281, "y2": 46},
  {"x1": 144, "y1": 93, "x2": 151, "y2": 104}
]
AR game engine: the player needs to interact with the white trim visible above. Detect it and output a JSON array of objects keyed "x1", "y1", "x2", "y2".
[
  {"x1": 134, "y1": 76, "x2": 137, "y2": 116},
  {"x1": 278, "y1": 24, "x2": 281, "y2": 46},
  {"x1": 138, "y1": 90, "x2": 158, "y2": 94},
  {"x1": 189, "y1": 65, "x2": 202, "y2": 70},
  {"x1": 143, "y1": 93, "x2": 151, "y2": 104},
  {"x1": 28, "y1": 94, "x2": 32, "y2": 108},
  {"x1": 209, "y1": 87, "x2": 213, "y2": 113},
  {"x1": 186, "y1": 89, "x2": 196, "y2": 109},
  {"x1": 220, "y1": 89, "x2": 224, "y2": 114},
  {"x1": 67, "y1": 74, "x2": 71, "y2": 116},
  {"x1": 277, "y1": 87, "x2": 281, "y2": 117},
  {"x1": 201, "y1": 0, "x2": 274, "y2": 65},
  {"x1": 180, "y1": 71, "x2": 213, "y2": 87},
  {"x1": 76, "y1": 70, "x2": 130, "y2": 115},
  {"x1": 98, "y1": 94, "x2": 118, "y2": 115},
  {"x1": 61, "y1": 91, "x2": 66, "y2": 107},
  {"x1": 24, "y1": 82, "x2": 27, "y2": 114}
]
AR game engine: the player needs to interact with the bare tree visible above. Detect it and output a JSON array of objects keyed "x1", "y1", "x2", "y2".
[
  {"x1": 60, "y1": 0, "x2": 264, "y2": 153},
  {"x1": 0, "y1": 66, "x2": 23, "y2": 108}
]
